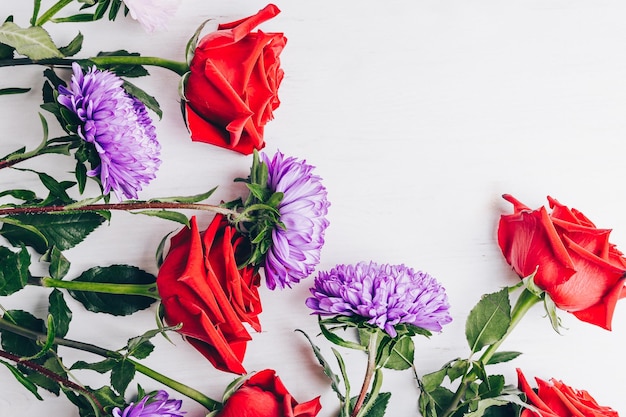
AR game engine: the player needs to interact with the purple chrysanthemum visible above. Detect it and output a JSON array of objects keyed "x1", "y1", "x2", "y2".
[
  {"x1": 112, "y1": 390, "x2": 185, "y2": 417},
  {"x1": 261, "y1": 151, "x2": 330, "y2": 290},
  {"x1": 306, "y1": 261, "x2": 452, "y2": 337},
  {"x1": 57, "y1": 62, "x2": 161, "y2": 200}
]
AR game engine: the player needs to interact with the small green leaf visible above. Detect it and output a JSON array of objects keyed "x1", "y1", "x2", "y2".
[
  {"x1": 295, "y1": 329, "x2": 344, "y2": 400},
  {"x1": 0, "y1": 189, "x2": 37, "y2": 201},
  {"x1": 58, "y1": 32, "x2": 83, "y2": 57},
  {"x1": 0, "y1": 359, "x2": 43, "y2": 400},
  {"x1": 69, "y1": 265, "x2": 156, "y2": 316},
  {"x1": 48, "y1": 289, "x2": 72, "y2": 337},
  {"x1": 0, "y1": 22, "x2": 62, "y2": 59},
  {"x1": 122, "y1": 80, "x2": 161, "y2": 118},
  {"x1": 111, "y1": 359, "x2": 135, "y2": 395},
  {"x1": 50, "y1": 14, "x2": 97, "y2": 23},
  {"x1": 421, "y1": 368, "x2": 448, "y2": 393},
  {"x1": 0, "y1": 310, "x2": 47, "y2": 358},
  {"x1": 45, "y1": 246, "x2": 71, "y2": 279},
  {"x1": 362, "y1": 392, "x2": 391, "y2": 417},
  {"x1": 71, "y1": 359, "x2": 117, "y2": 373},
  {"x1": 0, "y1": 87, "x2": 30, "y2": 95},
  {"x1": 381, "y1": 335, "x2": 414, "y2": 370},
  {"x1": 148, "y1": 187, "x2": 218, "y2": 204},
  {"x1": 0, "y1": 245, "x2": 30, "y2": 296},
  {"x1": 466, "y1": 288, "x2": 511, "y2": 354},
  {"x1": 319, "y1": 320, "x2": 366, "y2": 351},
  {"x1": 486, "y1": 351, "x2": 522, "y2": 365},
  {"x1": 132, "y1": 210, "x2": 190, "y2": 226}
]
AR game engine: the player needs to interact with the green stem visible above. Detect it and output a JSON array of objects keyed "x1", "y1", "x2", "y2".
[
  {"x1": 0, "y1": 57, "x2": 188, "y2": 76},
  {"x1": 351, "y1": 332, "x2": 379, "y2": 417},
  {"x1": 35, "y1": 0, "x2": 73, "y2": 26},
  {"x1": 35, "y1": 276, "x2": 160, "y2": 300},
  {"x1": 440, "y1": 287, "x2": 541, "y2": 417},
  {"x1": 0, "y1": 317, "x2": 221, "y2": 411},
  {"x1": 0, "y1": 201, "x2": 239, "y2": 218}
]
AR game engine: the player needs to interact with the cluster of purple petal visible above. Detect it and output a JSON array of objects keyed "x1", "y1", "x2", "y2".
[
  {"x1": 112, "y1": 390, "x2": 185, "y2": 417},
  {"x1": 306, "y1": 261, "x2": 452, "y2": 337},
  {"x1": 57, "y1": 62, "x2": 161, "y2": 200},
  {"x1": 261, "y1": 151, "x2": 330, "y2": 290}
]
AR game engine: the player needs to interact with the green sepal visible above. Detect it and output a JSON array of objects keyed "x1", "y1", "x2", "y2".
[{"x1": 185, "y1": 19, "x2": 212, "y2": 66}]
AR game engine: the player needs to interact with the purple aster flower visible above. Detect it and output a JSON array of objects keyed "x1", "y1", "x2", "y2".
[
  {"x1": 306, "y1": 261, "x2": 452, "y2": 337},
  {"x1": 261, "y1": 151, "x2": 330, "y2": 290},
  {"x1": 57, "y1": 62, "x2": 161, "y2": 200},
  {"x1": 112, "y1": 390, "x2": 185, "y2": 417}
]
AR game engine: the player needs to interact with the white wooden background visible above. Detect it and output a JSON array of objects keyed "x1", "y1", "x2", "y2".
[{"x1": 2, "y1": 1, "x2": 626, "y2": 415}]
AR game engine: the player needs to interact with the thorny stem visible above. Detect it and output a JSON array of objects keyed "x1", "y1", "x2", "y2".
[
  {"x1": 351, "y1": 331, "x2": 379, "y2": 417},
  {"x1": 0, "y1": 201, "x2": 239, "y2": 218},
  {"x1": 0, "y1": 317, "x2": 221, "y2": 411},
  {"x1": 0, "y1": 348, "x2": 103, "y2": 411}
]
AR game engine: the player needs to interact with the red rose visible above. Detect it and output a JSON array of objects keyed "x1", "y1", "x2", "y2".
[
  {"x1": 516, "y1": 369, "x2": 619, "y2": 417},
  {"x1": 497, "y1": 194, "x2": 626, "y2": 330},
  {"x1": 157, "y1": 215, "x2": 262, "y2": 374},
  {"x1": 184, "y1": 4, "x2": 287, "y2": 155},
  {"x1": 217, "y1": 369, "x2": 322, "y2": 417}
]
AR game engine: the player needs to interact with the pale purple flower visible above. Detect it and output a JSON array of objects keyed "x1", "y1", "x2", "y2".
[
  {"x1": 123, "y1": 0, "x2": 181, "y2": 32},
  {"x1": 58, "y1": 63, "x2": 161, "y2": 200},
  {"x1": 112, "y1": 390, "x2": 185, "y2": 417},
  {"x1": 306, "y1": 261, "x2": 452, "y2": 337},
  {"x1": 262, "y1": 151, "x2": 330, "y2": 290}
]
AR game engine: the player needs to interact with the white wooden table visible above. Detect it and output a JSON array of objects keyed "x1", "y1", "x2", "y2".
[{"x1": 1, "y1": 1, "x2": 625, "y2": 415}]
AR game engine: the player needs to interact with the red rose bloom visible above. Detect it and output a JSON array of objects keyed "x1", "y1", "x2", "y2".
[
  {"x1": 497, "y1": 194, "x2": 626, "y2": 330},
  {"x1": 157, "y1": 215, "x2": 262, "y2": 374},
  {"x1": 184, "y1": 4, "x2": 287, "y2": 154},
  {"x1": 517, "y1": 369, "x2": 619, "y2": 417},
  {"x1": 217, "y1": 369, "x2": 322, "y2": 417}
]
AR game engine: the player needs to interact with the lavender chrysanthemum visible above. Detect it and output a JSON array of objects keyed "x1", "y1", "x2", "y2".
[
  {"x1": 123, "y1": 0, "x2": 182, "y2": 32},
  {"x1": 57, "y1": 62, "x2": 161, "y2": 200},
  {"x1": 112, "y1": 390, "x2": 185, "y2": 417},
  {"x1": 306, "y1": 261, "x2": 452, "y2": 337},
  {"x1": 262, "y1": 151, "x2": 330, "y2": 290}
]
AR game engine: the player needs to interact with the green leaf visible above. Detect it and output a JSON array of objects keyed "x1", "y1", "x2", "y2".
[
  {"x1": 48, "y1": 289, "x2": 72, "y2": 337},
  {"x1": 20, "y1": 315, "x2": 56, "y2": 361},
  {"x1": 71, "y1": 359, "x2": 117, "y2": 373},
  {"x1": 1, "y1": 211, "x2": 106, "y2": 254},
  {"x1": 27, "y1": 356, "x2": 66, "y2": 395},
  {"x1": 31, "y1": 0, "x2": 42, "y2": 26},
  {"x1": 421, "y1": 367, "x2": 448, "y2": 393},
  {"x1": 149, "y1": 187, "x2": 218, "y2": 204},
  {"x1": 0, "y1": 359, "x2": 43, "y2": 400},
  {"x1": 0, "y1": 22, "x2": 62, "y2": 59},
  {"x1": 0, "y1": 245, "x2": 30, "y2": 296},
  {"x1": 45, "y1": 246, "x2": 71, "y2": 279},
  {"x1": 69, "y1": 265, "x2": 156, "y2": 316},
  {"x1": 381, "y1": 335, "x2": 414, "y2": 370},
  {"x1": 50, "y1": 14, "x2": 97, "y2": 23},
  {"x1": 0, "y1": 87, "x2": 30, "y2": 95},
  {"x1": 0, "y1": 189, "x2": 37, "y2": 201},
  {"x1": 463, "y1": 395, "x2": 523, "y2": 417},
  {"x1": 466, "y1": 288, "x2": 511, "y2": 354},
  {"x1": 319, "y1": 320, "x2": 366, "y2": 351},
  {"x1": 478, "y1": 374, "x2": 505, "y2": 398},
  {"x1": 132, "y1": 210, "x2": 190, "y2": 226},
  {"x1": 295, "y1": 329, "x2": 344, "y2": 400},
  {"x1": 58, "y1": 32, "x2": 83, "y2": 57},
  {"x1": 420, "y1": 386, "x2": 455, "y2": 417},
  {"x1": 95, "y1": 50, "x2": 149, "y2": 77},
  {"x1": 486, "y1": 351, "x2": 522, "y2": 365},
  {"x1": 362, "y1": 392, "x2": 391, "y2": 417},
  {"x1": 111, "y1": 359, "x2": 135, "y2": 395},
  {"x1": 0, "y1": 310, "x2": 47, "y2": 358},
  {"x1": 123, "y1": 80, "x2": 162, "y2": 119},
  {"x1": 0, "y1": 216, "x2": 49, "y2": 251}
]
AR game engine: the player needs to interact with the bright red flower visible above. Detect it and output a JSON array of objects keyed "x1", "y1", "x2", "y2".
[
  {"x1": 517, "y1": 369, "x2": 619, "y2": 417},
  {"x1": 217, "y1": 369, "x2": 322, "y2": 417},
  {"x1": 497, "y1": 194, "x2": 626, "y2": 330},
  {"x1": 184, "y1": 4, "x2": 286, "y2": 154},
  {"x1": 157, "y1": 215, "x2": 262, "y2": 374}
]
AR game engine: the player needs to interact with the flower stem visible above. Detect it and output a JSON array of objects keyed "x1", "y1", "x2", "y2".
[
  {"x1": 351, "y1": 331, "x2": 379, "y2": 417},
  {"x1": 34, "y1": 276, "x2": 160, "y2": 300},
  {"x1": 0, "y1": 201, "x2": 238, "y2": 218},
  {"x1": 35, "y1": 0, "x2": 73, "y2": 26},
  {"x1": 0, "y1": 56, "x2": 189, "y2": 76},
  {"x1": 440, "y1": 287, "x2": 541, "y2": 417},
  {"x1": 0, "y1": 317, "x2": 221, "y2": 411}
]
